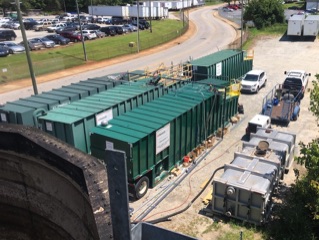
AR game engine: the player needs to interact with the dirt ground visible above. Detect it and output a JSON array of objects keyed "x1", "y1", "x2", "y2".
[{"x1": 129, "y1": 29, "x2": 319, "y2": 240}]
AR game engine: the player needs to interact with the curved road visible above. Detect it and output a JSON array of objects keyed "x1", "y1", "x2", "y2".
[{"x1": 0, "y1": 6, "x2": 236, "y2": 103}]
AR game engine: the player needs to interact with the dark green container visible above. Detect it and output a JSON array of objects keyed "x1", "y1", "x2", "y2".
[
  {"x1": 191, "y1": 50, "x2": 253, "y2": 81},
  {"x1": 44, "y1": 89, "x2": 80, "y2": 102},
  {"x1": 38, "y1": 80, "x2": 188, "y2": 153},
  {"x1": 90, "y1": 80, "x2": 238, "y2": 199},
  {"x1": 0, "y1": 103, "x2": 37, "y2": 126}
]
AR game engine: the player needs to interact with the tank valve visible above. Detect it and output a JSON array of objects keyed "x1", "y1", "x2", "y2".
[{"x1": 226, "y1": 186, "x2": 235, "y2": 195}]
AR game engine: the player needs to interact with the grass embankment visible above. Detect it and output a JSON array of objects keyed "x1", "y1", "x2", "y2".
[{"x1": 0, "y1": 19, "x2": 185, "y2": 83}]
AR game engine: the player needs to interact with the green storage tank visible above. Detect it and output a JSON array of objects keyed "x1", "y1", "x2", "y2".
[
  {"x1": 90, "y1": 80, "x2": 238, "y2": 199},
  {"x1": 44, "y1": 89, "x2": 81, "y2": 102},
  {"x1": 60, "y1": 86, "x2": 90, "y2": 98},
  {"x1": 0, "y1": 103, "x2": 37, "y2": 126},
  {"x1": 39, "y1": 111, "x2": 95, "y2": 152},
  {"x1": 38, "y1": 80, "x2": 188, "y2": 153},
  {"x1": 191, "y1": 49, "x2": 253, "y2": 81}
]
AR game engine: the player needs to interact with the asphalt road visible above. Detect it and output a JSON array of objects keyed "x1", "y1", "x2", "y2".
[{"x1": 0, "y1": 6, "x2": 237, "y2": 103}]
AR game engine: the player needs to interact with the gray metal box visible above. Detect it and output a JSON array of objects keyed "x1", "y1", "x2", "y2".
[
  {"x1": 212, "y1": 157, "x2": 277, "y2": 225},
  {"x1": 251, "y1": 128, "x2": 296, "y2": 171}
]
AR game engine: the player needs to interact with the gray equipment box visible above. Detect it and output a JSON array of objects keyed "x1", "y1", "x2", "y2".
[
  {"x1": 211, "y1": 153, "x2": 278, "y2": 225},
  {"x1": 251, "y1": 128, "x2": 296, "y2": 172}
]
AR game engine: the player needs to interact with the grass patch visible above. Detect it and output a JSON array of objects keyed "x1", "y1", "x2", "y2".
[
  {"x1": 217, "y1": 220, "x2": 264, "y2": 240},
  {"x1": 282, "y1": 1, "x2": 306, "y2": 10},
  {"x1": 243, "y1": 23, "x2": 287, "y2": 49},
  {"x1": 202, "y1": 221, "x2": 221, "y2": 234},
  {"x1": 0, "y1": 19, "x2": 186, "y2": 82}
]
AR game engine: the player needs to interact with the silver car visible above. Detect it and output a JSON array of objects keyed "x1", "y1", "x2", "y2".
[
  {"x1": 32, "y1": 37, "x2": 55, "y2": 48},
  {"x1": 0, "y1": 41, "x2": 25, "y2": 54}
]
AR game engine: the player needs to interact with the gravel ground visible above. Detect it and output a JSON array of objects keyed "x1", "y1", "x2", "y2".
[{"x1": 130, "y1": 35, "x2": 319, "y2": 239}]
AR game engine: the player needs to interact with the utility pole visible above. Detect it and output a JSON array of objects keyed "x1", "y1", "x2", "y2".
[
  {"x1": 149, "y1": 0, "x2": 152, "y2": 33},
  {"x1": 240, "y1": 0, "x2": 243, "y2": 50},
  {"x1": 137, "y1": 0, "x2": 140, "y2": 53},
  {"x1": 15, "y1": 0, "x2": 38, "y2": 95},
  {"x1": 75, "y1": 0, "x2": 88, "y2": 61}
]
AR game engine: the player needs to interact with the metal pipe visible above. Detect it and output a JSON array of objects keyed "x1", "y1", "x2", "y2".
[{"x1": 15, "y1": 0, "x2": 38, "y2": 95}]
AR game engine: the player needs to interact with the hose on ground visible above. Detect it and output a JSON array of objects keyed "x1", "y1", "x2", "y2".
[{"x1": 132, "y1": 165, "x2": 224, "y2": 225}]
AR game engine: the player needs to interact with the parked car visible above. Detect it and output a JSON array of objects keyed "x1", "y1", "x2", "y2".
[
  {"x1": 0, "y1": 45, "x2": 10, "y2": 57},
  {"x1": 24, "y1": 21, "x2": 38, "y2": 30},
  {"x1": 22, "y1": 39, "x2": 44, "y2": 51},
  {"x1": 56, "y1": 26, "x2": 77, "y2": 34},
  {"x1": 97, "y1": 17, "x2": 110, "y2": 24},
  {"x1": 0, "y1": 30, "x2": 17, "y2": 41},
  {"x1": 131, "y1": 21, "x2": 145, "y2": 30},
  {"x1": 82, "y1": 24, "x2": 101, "y2": 30},
  {"x1": 33, "y1": 21, "x2": 53, "y2": 31},
  {"x1": 228, "y1": 4, "x2": 239, "y2": 10},
  {"x1": 110, "y1": 26, "x2": 123, "y2": 35},
  {"x1": 222, "y1": 7, "x2": 234, "y2": 12},
  {"x1": 10, "y1": 21, "x2": 20, "y2": 30},
  {"x1": 0, "y1": 41, "x2": 25, "y2": 54},
  {"x1": 139, "y1": 20, "x2": 150, "y2": 29},
  {"x1": 32, "y1": 37, "x2": 55, "y2": 48},
  {"x1": 93, "y1": 30, "x2": 106, "y2": 38},
  {"x1": 59, "y1": 31, "x2": 82, "y2": 42},
  {"x1": 100, "y1": 26, "x2": 116, "y2": 36},
  {"x1": 80, "y1": 30, "x2": 98, "y2": 40},
  {"x1": 240, "y1": 69, "x2": 267, "y2": 93},
  {"x1": 111, "y1": 17, "x2": 125, "y2": 25},
  {"x1": 47, "y1": 23, "x2": 67, "y2": 33},
  {"x1": 45, "y1": 34, "x2": 70, "y2": 45},
  {"x1": 122, "y1": 24, "x2": 137, "y2": 32}
]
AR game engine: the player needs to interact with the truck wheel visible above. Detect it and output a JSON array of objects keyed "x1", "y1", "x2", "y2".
[
  {"x1": 256, "y1": 87, "x2": 259, "y2": 94},
  {"x1": 135, "y1": 176, "x2": 149, "y2": 199}
]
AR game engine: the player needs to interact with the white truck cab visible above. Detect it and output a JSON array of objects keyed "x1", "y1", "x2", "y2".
[{"x1": 246, "y1": 114, "x2": 271, "y2": 139}]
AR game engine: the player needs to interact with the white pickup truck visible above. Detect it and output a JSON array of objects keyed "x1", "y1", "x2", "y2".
[{"x1": 282, "y1": 70, "x2": 311, "y2": 100}]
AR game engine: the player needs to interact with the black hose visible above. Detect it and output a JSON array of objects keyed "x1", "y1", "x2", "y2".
[{"x1": 132, "y1": 166, "x2": 224, "y2": 225}]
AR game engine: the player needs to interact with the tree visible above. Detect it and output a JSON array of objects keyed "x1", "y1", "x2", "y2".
[
  {"x1": 243, "y1": 0, "x2": 285, "y2": 29},
  {"x1": 266, "y1": 74, "x2": 319, "y2": 239},
  {"x1": 309, "y1": 74, "x2": 319, "y2": 125}
]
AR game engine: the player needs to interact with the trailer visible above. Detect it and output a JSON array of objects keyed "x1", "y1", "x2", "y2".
[
  {"x1": 303, "y1": 15, "x2": 319, "y2": 36},
  {"x1": 262, "y1": 84, "x2": 301, "y2": 125},
  {"x1": 128, "y1": 6, "x2": 167, "y2": 18},
  {"x1": 88, "y1": 6, "x2": 129, "y2": 17},
  {"x1": 90, "y1": 80, "x2": 239, "y2": 199},
  {"x1": 287, "y1": 14, "x2": 305, "y2": 36}
]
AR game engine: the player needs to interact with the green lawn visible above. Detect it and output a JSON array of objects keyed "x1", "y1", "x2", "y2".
[{"x1": 0, "y1": 19, "x2": 186, "y2": 83}]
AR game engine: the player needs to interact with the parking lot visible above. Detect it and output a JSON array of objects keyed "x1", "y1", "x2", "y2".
[{"x1": 0, "y1": 15, "x2": 145, "y2": 50}]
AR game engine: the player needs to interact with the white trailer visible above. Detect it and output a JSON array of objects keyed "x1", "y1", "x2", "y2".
[
  {"x1": 303, "y1": 15, "x2": 319, "y2": 36},
  {"x1": 88, "y1": 6, "x2": 129, "y2": 17},
  {"x1": 171, "y1": 1, "x2": 183, "y2": 10},
  {"x1": 129, "y1": 6, "x2": 167, "y2": 18},
  {"x1": 287, "y1": 14, "x2": 305, "y2": 36}
]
